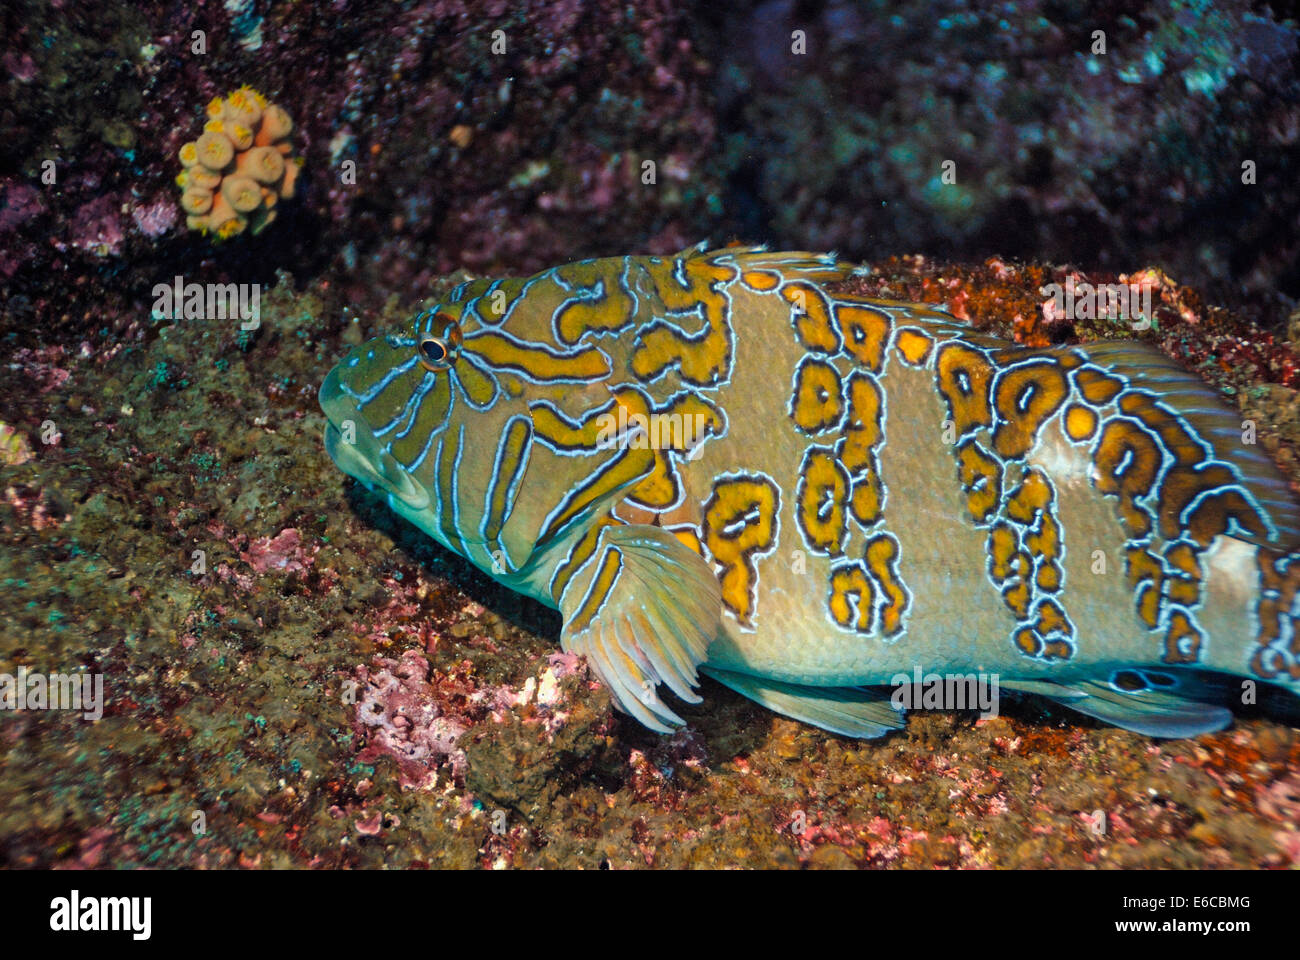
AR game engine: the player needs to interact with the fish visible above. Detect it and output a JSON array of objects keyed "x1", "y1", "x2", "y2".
[{"x1": 320, "y1": 243, "x2": 1300, "y2": 739}]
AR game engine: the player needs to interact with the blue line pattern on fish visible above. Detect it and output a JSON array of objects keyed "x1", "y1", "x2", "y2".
[{"x1": 320, "y1": 244, "x2": 1300, "y2": 739}]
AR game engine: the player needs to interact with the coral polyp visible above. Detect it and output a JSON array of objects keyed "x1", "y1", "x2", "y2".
[
  {"x1": 176, "y1": 86, "x2": 302, "y2": 240},
  {"x1": 238, "y1": 146, "x2": 285, "y2": 185},
  {"x1": 220, "y1": 176, "x2": 263, "y2": 215},
  {"x1": 194, "y1": 130, "x2": 234, "y2": 170}
]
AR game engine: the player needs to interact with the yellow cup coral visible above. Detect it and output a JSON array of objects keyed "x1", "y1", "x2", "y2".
[
  {"x1": 176, "y1": 86, "x2": 303, "y2": 240},
  {"x1": 221, "y1": 175, "x2": 263, "y2": 214},
  {"x1": 237, "y1": 146, "x2": 285, "y2": 185},
  {"x1": 195, "y1": 130, "x2": 234, "y2": 170}
]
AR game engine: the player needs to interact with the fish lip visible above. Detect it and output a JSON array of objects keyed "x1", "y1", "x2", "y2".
[
  {"x1": 323, "y1": 420, "x2": 380, "y2": 486},
  {"x1": 320, "y1": 371, "x2": 430, "y2": 512}
]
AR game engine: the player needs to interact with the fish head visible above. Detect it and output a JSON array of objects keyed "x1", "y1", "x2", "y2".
[
  {"x1": 320, "y1": 295, "x2": 622, "y2": 583},
  {"x1": 321, "y1": 305, "x2": 486, "y2": 551},
  {"x1": 320, "y1": 308, "x2": 464, "y2": 497}
]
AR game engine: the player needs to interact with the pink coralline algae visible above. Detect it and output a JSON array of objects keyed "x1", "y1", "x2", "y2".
[
  {"x1": 130, "y1": 195, "x2": 177, "y2": 239},
  {"x1": 487, "y1": 651, "x2": 587, "y2": 728},
  {"x1": 52, "y1": 827, "x2": 116, "y2": 870},
  {"x1": 351, "y1": 649, "x2": 601, "y2": 797},
  {"x1": 3, "y1": 486, "x2": 69, "y2": 531},
  {"x1": 67, "y1": 195, "x2": 124, "y2": 256},
  {"x1": 0, "y1": 181, "x2": 45, "y2": 233},
  {"x1": 1275, "y1": 829, "x2": 1300, "y2": 866},
  {"x1": 10, "y1": 346, "x2": 71, "y2": 394},
  {"x1": 239, "y1": 527, "x2": 317, "y2": 575},
  {"x1": 1256, "y1": 770, "x2": 1300, "y2": 823},
  {"x1": 354, "y1": 650, "x2": 469, "y2": 789},
  {"x1": 3, "y1": 50, "x2": 37, "y2": 83}
]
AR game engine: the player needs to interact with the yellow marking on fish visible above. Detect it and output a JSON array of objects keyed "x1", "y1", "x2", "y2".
[
  {"x1": 789, "y1": 358, "x2": 844, "y2": 435},
  {"x1": 468, "y1": 330, "x2": 611, "y2": 382},
  {"x1": 991, "y1": 360, "x2": 1068, "y2": 459},
  {"x1": 895, "y1": 327, "x2": 935, "y2": 367},
  {"x1": 864, "y1": 533, "x2": 909, "y2": 638},
  {"x1": 553, "y1": 261, "x2": 637, "y2": 344},
  {"x1": 835, "y1": 302, "x2": 891, "y2": 372},
  {"x1": 1163, "y1": 608, "x2": 1203, "y2": 664},
  {"x1": 1074, "y1": 366, "x2": 1124, "y2": 404},
  {"x1": 935, "y1": 342, "x2": 995, "y2": 438},
  {"x1": 666, "y1": 524, "x2": 704, "y2": 556},
  {"x1": 1013, "y1": 598, "x2": 1073, "y2": 660},
  {"x1": 568, "y1": 543, "x2": 624, "y2": 634},
  {"x1": 828, "y1": 562, "x2": 874, "y2": 633},
  {"x1": 630, "y1": 257, "x2": 736, "y2": 386},
  {"x1": 741, "y1": 269, "x2": 781, "y2": 292},
  {"x1": 1251, "y1": 552, "x2": 1300, "y2": 681},
  {"x1": 550, "y1": 514, "x2": 624, "y2": 604},
  {"x1": 955, "y1": 438, "x2": 1002, "y2": 525},
  {"x1": 782, "y1": 281, "x2": 839, "y2": 354},
  {"x1": 796, "y1": 448, "x2": 850, "y2": 556},
  {"x1": 838, "y1": 371, "x2": 883, "y2": 473},
  {"x1": 483, "y1": 416, "x2": 532, "y2": 547},
  {"x1": 1125, "y1": 545, "x2": 1165, "y2": 629},
  {"x1": 702, "y1": 475, "x2": 779, "y2": 628},
  {"x1": 1063, "y1": 402, "x2": 1098, "y2": 442},
  {"x1": 1094, "y1": 419, "x2": 1160, "y2": 539},
  {"x1": 455, "y1": 359, "x2": 499, "y2": 407}
]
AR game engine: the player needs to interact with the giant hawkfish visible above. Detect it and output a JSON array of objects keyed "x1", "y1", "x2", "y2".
[{"x1": 320, "y1": 244, "x2": 1300, "y2": 739}]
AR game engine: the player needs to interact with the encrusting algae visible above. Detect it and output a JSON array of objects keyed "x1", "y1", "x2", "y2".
[{"x1": 176, "y1": 86, "x2": 302, "y2": 240}]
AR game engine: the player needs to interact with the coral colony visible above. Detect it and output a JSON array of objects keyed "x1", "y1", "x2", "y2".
[{"x1": 176, "y1": 86, "x2": 301, "y2": 240}]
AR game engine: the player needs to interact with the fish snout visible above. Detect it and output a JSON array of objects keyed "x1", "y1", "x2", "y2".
[{"x1": 320, "y1": 368, "x2": 430, "y2": 511}]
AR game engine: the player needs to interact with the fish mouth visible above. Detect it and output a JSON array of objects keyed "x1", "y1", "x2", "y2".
[{"x1": 320, "y1": 368, "x2": 430, "y2": 512}]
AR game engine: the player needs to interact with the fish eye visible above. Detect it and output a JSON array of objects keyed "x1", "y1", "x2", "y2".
[
  {"x1": 418, "y1": 336, "x2": 451, "y2": 371},
  {"x1": 417, "y1": 312, "x2": 462, "y2": 372}
]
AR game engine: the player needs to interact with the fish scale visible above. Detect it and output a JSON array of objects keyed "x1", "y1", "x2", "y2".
[{"x1": 321, "y1": 243, "x2": 1300, "y2": 739}]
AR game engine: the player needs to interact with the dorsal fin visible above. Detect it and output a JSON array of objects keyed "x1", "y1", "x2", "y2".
[{"x1": 707, "y1": 246, "x2": 855, "y2": 286}]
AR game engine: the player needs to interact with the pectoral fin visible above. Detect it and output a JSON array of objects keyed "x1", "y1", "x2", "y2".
[{"x1": 558, "y1": 524, "x2": 722, "y2": 733}]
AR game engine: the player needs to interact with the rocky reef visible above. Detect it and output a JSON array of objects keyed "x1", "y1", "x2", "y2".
[
  {"x1": 1, "y1": 0, "x2": 1298, "y2": 869},
  {"x1": 1, "y1": 257, "x2": 1298, "y2": 869},
  {"x1": 1, "y1": 0, "x2": 722, "y2": 344}
]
